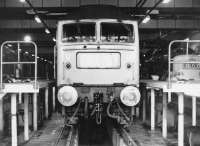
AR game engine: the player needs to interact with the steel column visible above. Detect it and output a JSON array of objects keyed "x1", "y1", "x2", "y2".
[
  {"x1": 11, "y1": 94, "x2": 17, "y2": 146},
  {"x1": 162, "y1": 93, "x2": 167, "y2": 138},
  {"x1": 45, "y1": 87, "x2": 49, "y2": 119},
  {"x1": 24, "y1": 94, "x2": 29, "y2": 141},
  {"x1": 0, "y1": 99, "x2": 3, "y2": 132},
  {"x1": 150, "y1": 89, "x2": 155, "y2": 131},
  {"x1": 178, "y1": 93, "x2": 184, "y2": 146},
  {"x1": 33, "y1": 93, "x2": 38, "y2": 131},
  {"x1": 192, "y1": 96, "x2": 196, "y2": 126}
]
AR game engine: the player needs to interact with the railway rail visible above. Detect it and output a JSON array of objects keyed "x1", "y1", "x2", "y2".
[{"x1": 110, "y1": 123, "x2": 139, "y2": 146}]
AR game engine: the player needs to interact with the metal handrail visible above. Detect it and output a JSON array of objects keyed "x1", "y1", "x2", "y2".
[
  {"x1": 0, "y1": 41, "x2": 38, "y2": 90},
  {"x1": 168, "y1": 40, "x2": 200, "y2": 89}
]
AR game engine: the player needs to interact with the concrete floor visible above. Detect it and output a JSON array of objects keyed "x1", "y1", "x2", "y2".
[{"x1": 0, "y1": 113, "x2": 179, "y2": 146}]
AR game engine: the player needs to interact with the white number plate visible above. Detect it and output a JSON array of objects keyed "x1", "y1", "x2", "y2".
[{"x1": 183, "y1": 63, "x2": 200, "y2": 70}]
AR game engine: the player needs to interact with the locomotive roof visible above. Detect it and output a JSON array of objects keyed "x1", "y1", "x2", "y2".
[{"x1": 63, "y1": 5, "x2": 136, "y2": 20}]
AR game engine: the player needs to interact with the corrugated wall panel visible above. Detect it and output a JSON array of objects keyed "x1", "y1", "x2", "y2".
[
  {"x1": 30, "y1": 20, "x2": 43, "y2": 28},
  {"x1": 119, "y1": 0, "x2": 136, "y2": 7},
  {"x1": 80, "y1": 0, "x2": 99, "y2": 6},
  {"x1": 142, "y1": 0, "x2": 155, "y2": 7},
  {"x1": 0, "y1": 0, "x2": 5, "y2": 7},
  {"x1": 193, "y1": 20, "x2": 200, "y2": 29},
  {"x1": 62, "y1": 0, "x2": 79, "y2": 7},
  {"x1": 0, "y1": 20, "x2": 21, "y2": 28},
  {"x1": 157, "y1": 0, "x2": 174, "y2": 7},
  {"x1": 6, "y1": 0, "x2": 24, "y2": 7},
  {"x1": 158, "y1": 20, "x2": 175, "y2": 28},
  {"x1": 175, "y1": 20, "x2": 194, "y2": 28},
  {"x1": 30, "y1": 0, "x2": 43, "y2": 7},
  {"x1": 0, "y1": 19, "x2": 199, "y2": 29},
  {"x1": 193, "y1": 0, "x2": 200, "y2": 7},
  {"x1": 99, "y1": 0, "x2": 118, "y2": 6},
  {"x1": 46, "y1": 20, "x2": 57, "y2": 28},
  {"x1": 20, "y1": 20, "x2": 32, "y2": 28},
  {"x1": 43, "y1": 0, "x2": 61, "y2": 7},
  {"x1": 175, "y1": 0, "x2": 192, "y2": 7},
  {"x1": 140, "y1": 20, "x2": 158, "y2": 28}
]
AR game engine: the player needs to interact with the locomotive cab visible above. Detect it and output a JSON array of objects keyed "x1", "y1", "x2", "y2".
[{"x1": 56, "y1": 18, "x2": 140, "y2": 124}]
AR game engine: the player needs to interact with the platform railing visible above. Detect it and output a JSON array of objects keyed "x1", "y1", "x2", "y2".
[
  {"x1": 0, "y1": 41, "x2": 38, "y2": 90},
  {"x1": 168, "y1": 40, "x2": 200, "y2": 88}
]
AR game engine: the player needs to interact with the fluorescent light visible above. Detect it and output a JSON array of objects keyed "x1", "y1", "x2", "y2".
[
  {"x1": 162, "y1": 0, "x2": 171, "y2": 3},
  {"x1": 24, "y1": 35, "x2": 32, "y2": 42},
  {"x1": 142, "y1": 15, "x2": 151, "y2": 24},
  {"x1": 19, "y1": 0, "x2": 26, "y2": 3},
  {"x1": 34, "y1": 15, "x2": 41, "y2": 23},
  {"x1": 45, "y1": 28, "x2": 50, "y2": 34}
]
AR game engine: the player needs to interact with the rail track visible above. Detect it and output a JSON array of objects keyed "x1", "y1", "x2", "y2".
[{"x1": 53, "y1": 118, "x2": 138, "y2": 146}]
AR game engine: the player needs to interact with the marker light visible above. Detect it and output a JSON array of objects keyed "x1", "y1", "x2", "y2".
[
  {"x1": 58, "y1": 86, "x2": 78, "y2": 106},
  {"x1": 34, "y1": 15, "x2": 41, "y2": 23},
  {"x1": 24, "y1": 35, "x2": 32, "y2": 42},
  {"x1": 142, "y1": 15, "x2": 151, "y2": 24},
  {"x1": 120, "y1": 86, "x2": 140, "y2": 106},
  {"x1": 45, "y1": 28, "x2": 50, "y2": 34},
  {"x1": 53, "y1": 38, "x2": 56, "y2": 42}
]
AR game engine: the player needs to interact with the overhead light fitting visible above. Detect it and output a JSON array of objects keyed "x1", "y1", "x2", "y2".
[
  {"x1": 24, "y1": 35, "x2": 32, "y2": 42},
  {"x1": 19, "y1": 0, "x2": 26, "y2": 3},
  {"x1": 34, "y1": 15, "x2": 41, "y2": 23},
  {"x1": 53, "y1": 38, "x2": 56, "y2": 42},
  {"x1": 45, "y1": 28, "x2": 50, "y2": 34},
  {"x1": 162, "y1": 0, "x2": 171, "y2": 4},
  {"x1": 142, "y1": 15, "x2": 151, "y2": 24}
]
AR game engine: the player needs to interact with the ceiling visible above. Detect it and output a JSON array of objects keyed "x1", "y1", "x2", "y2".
[{"x1": 0, "y1": 0, "x2": 200, "y2": 60}]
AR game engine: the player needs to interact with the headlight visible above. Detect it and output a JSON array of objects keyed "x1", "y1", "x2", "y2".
[
  {"x1": 58, "y1": 86, "x2": 78, "y2": 106},
  {"x1": 120, "y1": 86, "x2": 140, "y2": 106}
]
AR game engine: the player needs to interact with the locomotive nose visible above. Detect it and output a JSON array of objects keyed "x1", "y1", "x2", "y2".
[{"x1": 58, "y1": 86, "x2": 78, "y2": 106}]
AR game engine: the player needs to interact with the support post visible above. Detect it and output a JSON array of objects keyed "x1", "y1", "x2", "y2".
[
  {"x1": 0, "y1": 99, "x2": 3, "y2": 132},
  {"x1": 168, "y1": 92, "x2": 171, "y2": 103},
  {"x1": 142, "y1": 89, "x2": 146, "y2": 122},
  {"x1": 19, "y1": 93, "x2": 22, "y2": 104},
  {"x1": 151, "y1": 89, "x2": 155, "y2": 131},
  {"x1": 24, "y1": 94, "x2": 29, "y2": 141},
  {"x1": 33, "y1": 93, "x2": 38, "y2": 131},
  {"x1": 62, "y1": 106, "x2": 65, "y2": 116},
  {"x1": 45, "y1": 87, "x2": 49, "y2": 119},
  {"x1": 52, "y1": 87, "x2": 56, "y2": 112},
  {"x1": 11, "y1": 94, "x2": 17, "y2": 146},
  {"x1": 162, "y1": 93, "x2": 167, "y2": 138},
  {"x1": 192, "y1": 96, "x2": 196, "y2": 126},
  {"x1": 136, "y1": 107, "x2": 139, "y2": 118},
  {"x1": 178, "y1": 93, "x2": 184, "y2": 146}
]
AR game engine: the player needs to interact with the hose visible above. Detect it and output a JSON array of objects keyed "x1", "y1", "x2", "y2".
[
  {"x1": 116, "y1": 100, "x2": 130, "y2": 123},
  {"x1": 65, "y1": 100, "x2": 81, "y2": 127},
  {"x1": 106, "y1": 101, "x2": 119, "y2": 120}
]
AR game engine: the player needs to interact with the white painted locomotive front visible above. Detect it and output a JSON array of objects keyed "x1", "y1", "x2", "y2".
[
  {"x1": 57, "y1": 19, "x2": 139, "y2": 87},
  {"x1": 56, "y1": 19, "x2": 140, "y2": 106}
]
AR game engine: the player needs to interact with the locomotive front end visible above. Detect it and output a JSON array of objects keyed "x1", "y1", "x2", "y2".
[{"x1": 56, "y1": 19, "x2": 140, "y2": 124}]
